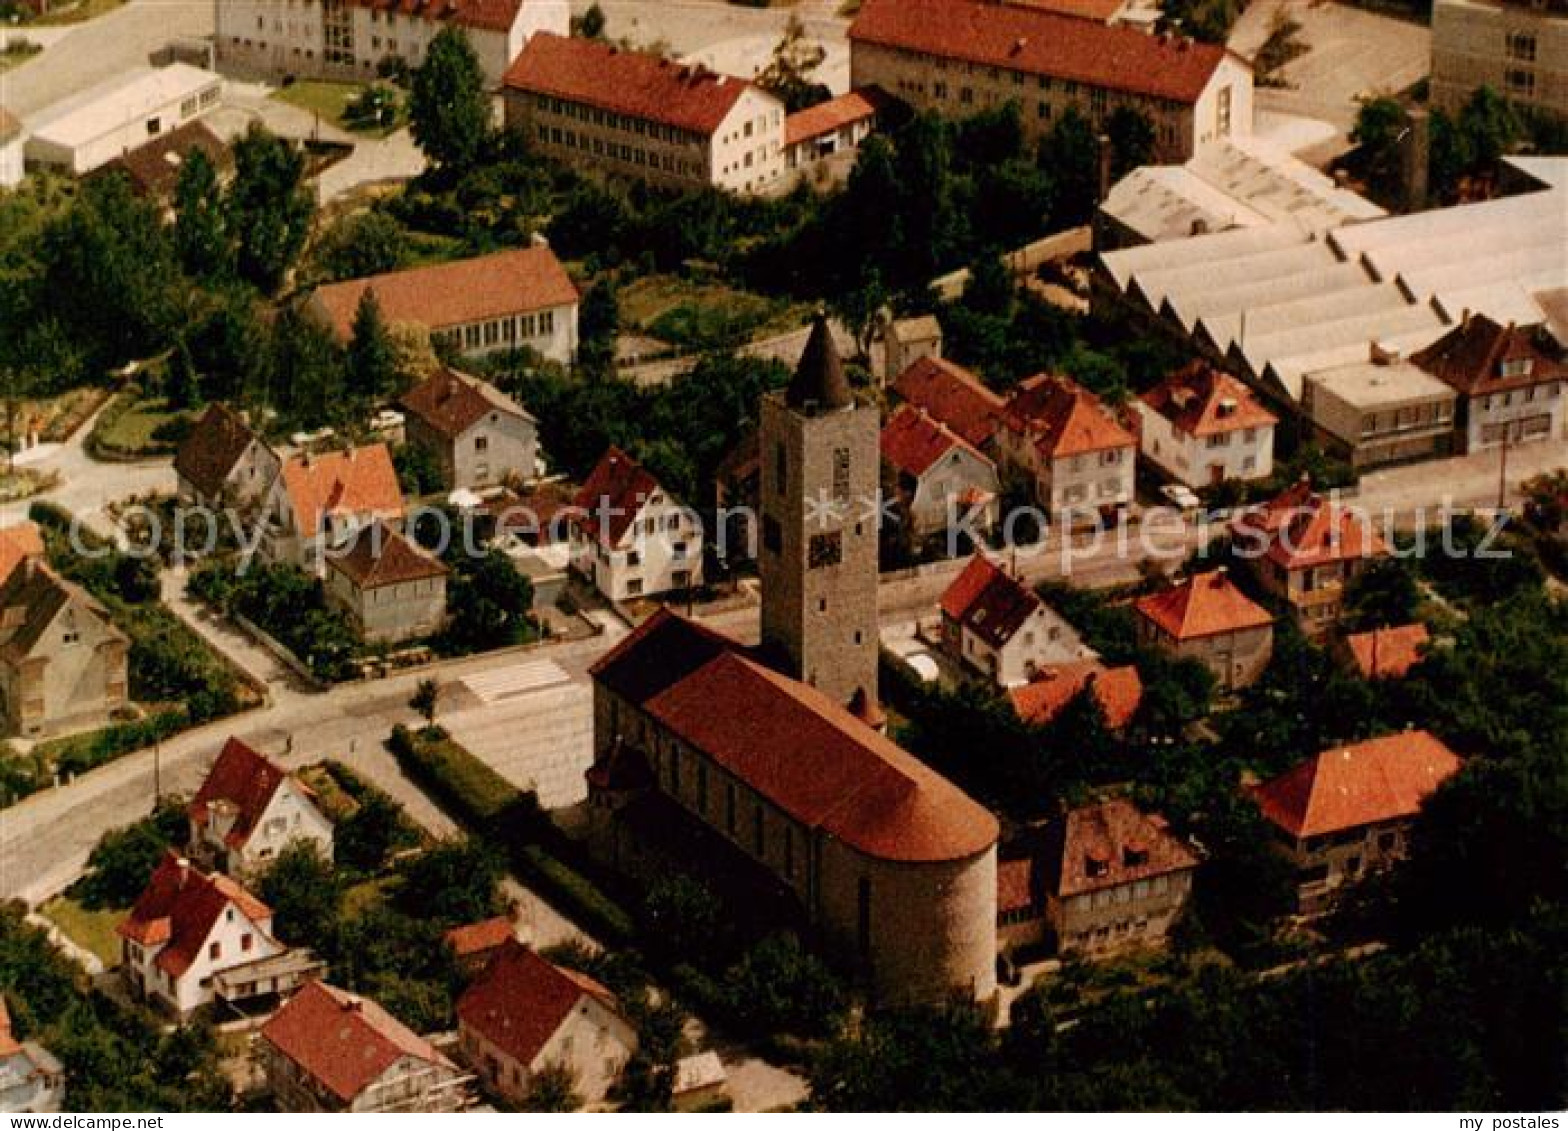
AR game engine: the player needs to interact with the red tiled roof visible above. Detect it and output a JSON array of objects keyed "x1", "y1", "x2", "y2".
[
  {"x1": 881, "y1": 404, "x2": 989, "y2": 478},
  {"x1": 588, "y1": 606, "x2": 736, "y2": 706},
  {"x1": 1250, "y1": 730, "x2": 1463, "y2": 840},
  {"x1": 117, "y1": 853, "x2": 272, "y2": 978},
  {"x1": 505, "y1": 32, "x2": 760, "y2": 135},
  {"x1": 1346, "y1": 623, "x2": 1431, "y2": 680},
  {"x1": 571, "y1": 446, "x2": 666, "y2": 549},
  {"x1": 1010, "y1": 660, "x2": 1142, "y2": 730},
  {"x1": 93, "y1": 120, "x2": 232, "y2": 200},
  {"x1": 457, "y1": 941, "x2": 621, "y2": 1070},
  {"x1": 1134, "y1": 568, "x2": 1273, "y2": 641},
  {"x1": 1004, "y1": 373, "x2": 1136, "y2": 460},
  {"x1": 443, "y1": 916, "x2": 515, "y2": 961},
  {"x1": 0, "y1": 999, "x2": 21, "y2": 1059},
  {"x1": 344, "y1": 0, "x2": 522, "y2": 34},
  {"x1": 940, "y1": 554, "x2": 1042, "y2": 649},
  {"x1": 1042, "y1": 798, "x2": 1197, "y2": 899},
  {"x1": 399, "y1": 366, "x2": 532, "y2": 440},
  {"x1": 310, "y1": 247, "x2": 578, "y2": 343},
  {"x1": 175, "y1": 404, "x2": 265, "y2": 500},
  {"x1": 279, "y1": 445, "x2": 404, "y2": 537},
  {"x1": 262, "y1": 981, "x2": 454, "y2": 1105},
  {"x1": 326, "y1": 522, "x2": 449, "y2": 590},
  {"x1": 1139, "y1": 361, "x2": 1277, "y2": 438},
  {"x1": 784, "y1": 86, "x2": 891, "y2": 148},
  {"x1": 996, "y1": 857, "x2": 1037, "y2": 915},
  {"x1": 1230, "y1": 482, "x2": 1390, "y2": 572},
  {"x1": 0, "y1": 522, "x2": 44, "y2": 589},
  {"x1": 1410, "y1": 313, "x2": 1567, "y2": 397},
  {"x1": 848, "y1": 0, "x2": 1233, "y2": 104},
  {"x1": 189, "y1": 737, "x2": 291, "y2": 852},
  {"x1": 1006, "y1": 0, "x2": 1125, "y2": 20},
  {"x1": 891, "y1": 356, "x2": 1006, "y2": 450}
]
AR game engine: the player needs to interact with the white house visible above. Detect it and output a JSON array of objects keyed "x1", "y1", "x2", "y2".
[
  {"x1": 174, "y1": 403, "x2": 281, "y2": 510},
  {"x1": 24, "y1": 65, "x2": 222, "y2": 176},
  {"x1": 996, "y1": 374, "x2": 1137, "y2": 522},
  {"x1": 1411, "y1": 313, "x2": 1566, "y2": 453},
  {"x1": 1135, "y1": 361, "x2": 1277, "y2": 488},
  {"x1": 323, "y1": 521, "x2": 450, "y2": 646},
  {"x1": 258, "y1": 444, "x2": 406, "y2": 573},
  {"x1": 117, "y1": 853, "x2": 291, "y2": 1018},
  {"x1": 940, "y1": 553, "x2": 1091, "y2": 688},
  {"x1": 399, "y1": 367, "x2": 539, "y2": 491},
  {"x1": 880, "y1": 404, "x2": 999, "y2": 539},
  {"x1": 188, "y1": 737, "x2": 334, "y2": 877},
  {"x1": 570, "y1": 447, "x2": 702, "y2": 602}
]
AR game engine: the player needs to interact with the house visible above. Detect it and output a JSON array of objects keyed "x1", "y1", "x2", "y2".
[
  {"x1": 1010, "y1": 660, "x2": 1142, "y2": 730},
  {"x1": 117, "y1": 853, "x2": 301, "y2": 1018},
  {"x1": 848, "y1": 0, "x2": 1253, "y2": 163},
  {"x1": 258, "y1": 444, "x2": 405, "y2": 572},
  {"x1": 216, "y1": 0, "x2": 568, "y2": 93},
  {"x1": 1301, "y1": 350, "x2": 1459, "y2": 469},
  {"x1": 324, "y1": 522, "x2": 449, "y2": 645},
  {"x1": 91, "y1": 120, "x2": 232, "y2": 208},
  {"x1": 0, "y1": 523, "x2": 44, "y2": 588},
  {"x1": 443, "y1": 916, "x2": 518, "y2": 978},
  {"x1": 890, "y1": 355, "x2": 1005, "y2": 452},
  {"x1": 1133, "y1": 568, "x2": 1274, "y2": 691},
  {"x1": 0, "y1": 560, "x2": 129, "y2": 738},
  {"x1": 0, "y1": 108, "x2": 24, "y2": 189},
  {"x1": 25, "y1": 65, "x2": 223, "y2": 176},
  {"x1": 399, "y1": 367, "x2": 539, "y2": 492},
  {"x1": 260, "y1": 981, "x2": 470, "y2": 1113},
  {"x1": 995, "y1": 373, "x2": 1137, "y2": 521},
  {"x1": 1135, "y1": 362, "x2": 1276, "y2": 488},
  {"x1": 880, "y1": 405, "x2": 999, "y2": 539},
  {"x1": 570, "y1": 447, "x2": 702, "y2": 602},
  {"x1": 306, "y1": 246, "x2": 580, "y2": 366},
  {"x1": 1430, "y1": 0, "x2": 1568, "y2": 122},
  {"x1": 457, "y1": 940, "x2": 637, "y2": 1107},
  {"x1": 1410, "y1": 313, "x2": 1567, "y2": 453},
  {"x1": 879, "y1": 314, "x2": 944, "y2": 385},
  {"x1": 1229, "y1": 479, "x2": 1390, "y2": 634},
  {"x1": 1250, "y1": 730, "x2": 1464, "y2": 915},
  {"x1": 0, "y1": 1000, "x2": 63, "y2": 1114},
  {"x1": 1342, "y1": 623, "x2": 1432, "y2": 681},
  {"x1": 174, "y1": 403, "x2": 280, "y2": 511},
  {"x1": 503, "y1": 33, "x2": 788, "y2": 195},
  {"x1": 189, "y1": 737, "x2": 334, "y2": 877},
  {"x1": 782, "y1": 87, "x2": 889, "y2": 180},
  {"x1": 939, "y1": 554, "x2": 1089, "y2": 689},
  {"x1": 586, "y1": 608, "x2": 1000, "y2": 1007}
]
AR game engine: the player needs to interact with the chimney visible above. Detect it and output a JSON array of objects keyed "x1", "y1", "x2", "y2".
[{"x1": 1401, "y1": 107, "x2": 1430, "y2": 214}]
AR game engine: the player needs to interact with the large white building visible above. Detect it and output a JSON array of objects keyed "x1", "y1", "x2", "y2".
[
  {"x1": 1431, "y1": 0, "x2": 1567, "y2": 122},
  {"x1": 24, "y1": 65, "x2": 223, "y2": 176},
  {"x1": 215, "y1": 0, "x2": 568, "y2": 91}
]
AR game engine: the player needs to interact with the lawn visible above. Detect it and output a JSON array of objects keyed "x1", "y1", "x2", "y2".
[
  {"x1": 272, "y1": 80, "x2": 406, "y2": 138},
  {"x1": 88, "y1": 393, "x2": 194, "y2": 458},
  {"x1": 23, "y1": 0, "x2": 123, "y2": 26},
  {"x1": 620, "y1": 274, "x2": 810, "y2": 352},
  {"x1": 40, "y1": 895, "x2": 124, "y2": 968}
]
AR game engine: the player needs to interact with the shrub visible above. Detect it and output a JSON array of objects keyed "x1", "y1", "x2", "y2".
[{"x1": 386, "y1": 724, "x2": 530, "y2": 830}]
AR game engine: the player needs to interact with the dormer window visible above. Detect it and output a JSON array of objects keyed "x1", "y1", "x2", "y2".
[
  {"x1": 1084, "y1": 854, "x2": 1109, "y2": 878},
  {"x1": 1123, "y1": 846, "x2": 1149, "y2": 868},
  {"x1": 1500, "y1": 358, "x2": 1533, "y2": 379}
]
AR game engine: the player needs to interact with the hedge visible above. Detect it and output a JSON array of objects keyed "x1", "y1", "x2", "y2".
[{"x1": 387, "y1": 724, "x2": 526, "y2": 829}]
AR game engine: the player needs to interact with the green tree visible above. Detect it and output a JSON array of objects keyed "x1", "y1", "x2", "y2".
[
  {"x1": 172, "y1": 148, "x2": 232, "y2": 280},
  {"x1": 163, "y1": 338, "x2": 198, "y2": 409},
  {"x1": 1351, "y1": 95, "x2": 1407, "y2": 191},
  {"x1": 226, "y1": 124, "x2": 315, "y2": 292},
  {"x1": 72, "y1": 800, "x2": 187, "y2": 910},
  {"x1": 410, "y1": 677, "x2": 440, "y2": 730},
  {"x1": 1039, "y1": 106, "x2": 1100, "y2": 227},
  {"x1": 347, "y1": 289, "x2": 399, "y2": 398},
  {"x1": 577, "y1": 277, "x2": 620, "y2": 375},
  {"x1": 335, "y1": 790, "x2": 411, "y2": 875},
  {"x1": 257, "y1": 841, "x2": 344, "y2": 947},
  {"x1": 189, "y1": 289, "x2": 267, "y2": 403},
  {"x1": 1343, "y1": 557, "x2": 1422, "y2": 631},
  {"x1": 722, "y1": 933, "x2": 844, "y2": 1038},
  {"x1": 1457, "y1": 84, "x2": 1522, "y2": 174},
  {"x1": 755, "y1": 13, "x2": 831, "y2": 113},
  {"x1": 828, "y1": 269, "x2": 888, "y2": 361},
  {"x1": 1107, "y1": 105, "x2": 1156, "y2": 178},
  {"x1": 394, "y1": 441, "x2": 444, "y2": 496},
  {"x1": 522, "y1": 1061, "x2": 582, "y2": 1112},
  {"x1": 312, "y1": 209, "x2": 410, "y2": 281},
  {"x1": 267, "y1": 307, "x2": 344, "y2": 425},
  {"x1": 409, "y1": 26, "x2": 491, "y2": 170},
  {"x1": 575, "y1": 1, "x2": 606, "y2": 38},
  {"x1": 396, "y1": 838, "x2": 504, "y2": 927},
  {"x1": 444, "y1": 548, "x2": 535, "y2": 652},
  {"x1": 641, "y1": 874, "x2": 726, "y2": 966}
]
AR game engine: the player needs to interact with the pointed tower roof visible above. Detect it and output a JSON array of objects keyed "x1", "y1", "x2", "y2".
[{"x1": 786, "y1": 314, "x2": 854, "y2": 413}]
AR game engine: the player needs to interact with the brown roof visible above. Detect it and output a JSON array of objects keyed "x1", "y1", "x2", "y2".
[
  {"x1": 891, "y1": 356, "x2": 1006, "y2": 450},
  {"x1": 1010, "y1": 660, "x2": 1142, "y2": 730},
  {"x1": 505, "y1": 32, "x2": 761, "y2": 135},
  {"x1": 1250, "y1": 730, "x2": 1463, "y2": 840},
  {"x1": 785, "y1": 313, "x2": 854, "y2": 413},
  {"x1": 1409, "y1": 313, "x2": 1567, "y2": 397},
  {"x1": 278, "y1": 445, "x2": 404, "y2": 536},
  {"x1": 881, "y1": 404, "x2": 989, "y2": 478},
  {"x1": 784, "y1": 86, "x2": 891, "y2": 148},
  {"x1": 344, "y1": 0, "x2": 522, "y2": 33},
  {"x1": 1139, "y1": 361, "x2": 1277, "y2": 438},
  {"x1": 940, "y1": 554, "x2": 1044, "y2": 649},
  {"x1": 1230, "y1": 480, "x2": 1390, "y2": 572},
  {"x1": 848, "y1": 0, "x2": 1233, "y2": 104},
  {"x1": 1345, "y1": 623, "x2": 1431, "y2": 680},
  {"x1": 1003, "y1": 373, "x2": 1136, "y2": 459},
  {"x1": 399, "y1": 366, "x2": 532, "y2": 440},
  {"x1": 457, "y1": 940, "x2": 622, "y2": 1069},
  {"x1": 443, "y1": 916, "x2": 515, "y2": 960},
  {"x1": 117, "y1": 853, "x2": 272, "y2": 977},
  {"x1": 997, "y1": 856, "x2": 1037, "y2": 915},
  {"x1": 189, "y1": 737, "x2": 294, "y2": 851},
  {"x1": 175, "y1": 403, "x2": 266, "y2": 500},
  {"x1": 262, "y1": 981, "x2": 454, "y2": 1105},
  {"x1": 1041, "y1": 798, "x2": 1198, "y2": 899},
  {"x1": 0, "y1": 560, "x2": 125, "y2": 662},
  {"x1": 94, "y1": 121, "x2": 232, "y2": 200},
  {"x1": 1005, "y1": 0, "x2": 1126, "y2": 20},
  {"x1": 592, "y1": 608, "x2": 999, "y2": 864},
  {"x1": 326, "y1": 521, "x2": 448, "y2": 589},
  {"x1": 1134, "y1": 568, "x2": 1273, "y2": 641},
  {"x1": 0, "y1": 522, "x2": 44, "y2": 588},
  {"x1": 571, "y1": 446, "x2": 667, "y2": 549},
  {"x1": 310, "y1": 246, "x2": 578, "y2": 343}
]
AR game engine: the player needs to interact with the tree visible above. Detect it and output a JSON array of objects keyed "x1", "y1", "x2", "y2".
[
  {"x1": 1456, "y1": 84, "x2": 1521, "y2": 175},
  {"x1": 347, "y1": 289, "x2": 399, "y2": 398},
  {"x1": 410, "y1": 678, "x2": 440, "y2": 730},
  {"x1": 257, "y1": 841, "x2": 344, "y2": 947},
  {"x1": 444, "y1": 548, "x2": 536, "y2": 652},
  {"x1": 522, "y1": 1061, "x2": 582, "y2": 1112},
  {"x1": 267, "y1": 307, "x2": 344, "y2": 426},
  {"x1": 577, "y1": 277, "x2": 620, "y2": 375},
  {"x1": 394, "y1": 442, "x2": 444, "y2": 496},
  {"x1": 163, "y1": 338, "x2": 198, "y2": 409},
  {"x1": 756, "y1": 14, "x2": 831, "y2": 113},
  {"x1": 409, "y1": 26, "x2": 491, "y2": 170},
  {"x1": 1351, "y1": 95, "x2": 1407, "y2": 192},
  {"x1": 1107, "y1": 106, "x2": 1156, "y2": 178},
  {"x1": 1039, "y1": 106, "x2": 1100, "y2": 227},
  {"x1": 574, "y1": 1, "x2": 606, "y2": 38},
  {"x1": 396, "y1": 838, "x2": 504, "y2": 927},
  {"x1": 311, "y1": 210, "x2": 410, "y2": 281},
  {"x1": 640, "y1": 874, "x2": 726, "y2": 966},
  {"x1": 1343, "y1": 557, "x2": 1421, "y2": 631},
  {"x1": 71, "y1": 800, "x2": 187, "y2": 910},
  {"x1": 828, "y1": 269, "x2": 888, "y2": 362},
  {"x1": 227, "y1": 124, "x2": 315, "y2": 292},
  {"x1": 721, "y1": 933, "x2": 844, "y2": 1038},
  {"x1": 172, "y1": 148, "x2": 232, "y2": 280},
  {"x1": 189, "y1": 289, "x2": 267, "y2": 403},
  {"x1": 336, "y1": 791, "x2": 411, "y2": 875}
]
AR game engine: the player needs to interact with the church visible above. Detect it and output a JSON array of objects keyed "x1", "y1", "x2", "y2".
[{"x1": 585, "y1": 318, "x2": 999, "y2": 1007}]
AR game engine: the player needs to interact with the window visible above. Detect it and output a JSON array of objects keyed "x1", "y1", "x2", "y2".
[
  {"x1": 808, "y1": 532, "x2": 842, "y2": 569},
  {"x1": 474, "y1": 436, "x2": 488, "y2": 452},
  {"x1": 209, "y1": 941, "x2": 221, "y2": 960},
  {"x1": 833, "y1": 447, "x2": 851, "y2": 500},
  {"x1": 626, "y1": 579, "x2": 643, "y2": 597},
  {"x1": 1506, "y1": 31, "x2": 1537, "y2": 62},
  {"x1": 1506, "y1": 68, "x2": 1536, "y2": 97},
  {"x1": 1216, "y1": 85, "x2": 1232, "y2": 135}
]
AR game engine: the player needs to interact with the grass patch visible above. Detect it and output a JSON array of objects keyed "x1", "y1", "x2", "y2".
[
  {"x1": 40, "y1": 895, "x2": 124, "y2": 968},
  {"x1": 620, "y1": 274, "x2": 808, "y2": 351},
  {"x1": 88, "y1": 391, "x2": 194, "y2": 458},
  {"x1": 22, "y1": 0, "x2": 123, "y2": 26},
  {"x1": 272, "y1": 80, "x2": 406, "y2": 138}
]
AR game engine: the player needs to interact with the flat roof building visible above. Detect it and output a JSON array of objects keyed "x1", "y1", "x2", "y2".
[{"x1": 24, "y1": 65, "x2": 223, "y2": 176}]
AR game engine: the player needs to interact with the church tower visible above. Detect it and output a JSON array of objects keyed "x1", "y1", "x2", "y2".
[{"x1": 759, "y1": 315, "x2": 880, "y2": 708}]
